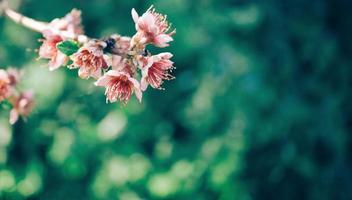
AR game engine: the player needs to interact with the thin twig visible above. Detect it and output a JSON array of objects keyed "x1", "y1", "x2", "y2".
[{"x1": 4, "y1": 8, "x2": 48, "y2": 32}]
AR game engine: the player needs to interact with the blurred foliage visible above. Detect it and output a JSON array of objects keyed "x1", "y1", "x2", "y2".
[{"x1": 0, "y1": 0, "x2": 352, "y2": 199}]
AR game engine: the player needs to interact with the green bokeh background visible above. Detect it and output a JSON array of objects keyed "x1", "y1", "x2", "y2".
[{"x1": 1, "y1": 0, "x2": 352, "y2": 199}]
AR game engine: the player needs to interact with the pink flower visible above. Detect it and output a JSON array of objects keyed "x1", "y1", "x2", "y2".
[
  {"x1": 38, "y1": 9, "x2": 84, "y2": 71},
  {"x1": 6, "y1": 68, "x2": 21, "y2": 86},
  {"x1": 95, "y1": 70, "x2": 142, "y2": 103},
  {"x1": 113, "y1": 59, "x2": 135, "y2": 76},
  {"x1": 131, "y1": 6, "x2": 175, "y2": 47},
  {"x1": 71, "y1": 40, "x2": 109, "y2": 79},
  {"x1": 108, "y1": 54, "x2": 135, "y2": 76},
  {"x1": 107, "y1": 35, "x2": 131, "y2": 55},
  {"x1": 9, "y1": 91, "x2": 34, "y2": 125},
  {"x1": 39, "y1": 31, "x2": 69, "y2": 71},
  {"x1": 141, "y1": 52, "x2": 174, "y2": 91},
  {"x1": 62, "y1": 9, "x2": 84, "y2": 35},
  {"x1": 0, "y1": 70, "x2": 11, "y2": 102},
  {"x1": 48, "y1": 9, "x2": 84, "y2": 37}
]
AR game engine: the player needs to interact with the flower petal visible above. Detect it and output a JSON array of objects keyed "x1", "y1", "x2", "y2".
[
  {"x1": 49, "y1": 51, "x2": 68, "y2": 71},
  {"x1": 131, "y1": 8, "x2": 139, "y2": 23},
  {"x1": 9, "y1": 109, "x2": 19, "y2": 125},
  {"x1": 158, "y1": 52, "x2": 173, "y2": 59},
  {"x1": 78, "y1": 68, "x2": 89, "y2": 79},
  {"x1": 91, "y1": 69, "x2": 102, "y2": 79},
  {"x1": 104, "y1": 70, "x2": 131, "y2": 78},
  {"x1": 154, "y1": 34, "x2": 173, "y2": 47},
  {"x1": 134, "y1": 86, "x2": 142, "y2": 102},
  {"x1": 111, "y1": 55, "x2": 123, "y2": 70},
  {"x1": 94, "y1": 76, "x2": 111, "y2": 86},
  {"x1": 140, "y1": 76, "x2": 149, "y2": 91},
  {"x1": 128, "y1": 77, "x2": 142, "y2": 102}
]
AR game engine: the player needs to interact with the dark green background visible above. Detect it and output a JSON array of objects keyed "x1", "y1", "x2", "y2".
[{"x1": 0, "y1": 0, "x2": 352, "y2": 199}]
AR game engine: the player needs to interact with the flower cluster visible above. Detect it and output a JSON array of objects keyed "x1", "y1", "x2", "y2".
[
  {"x1": 38, "y1": 9, "x2": 83, "y2": 71},
  {"x1": 39, "y1": 6, "x2": 176, "y2": 104},
  {"x1": 0, "y1": 68, "x2": 34, "y2": 124}
]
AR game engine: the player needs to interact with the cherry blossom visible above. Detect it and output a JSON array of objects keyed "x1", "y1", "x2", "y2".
[
  {"x1": 131, "y1": 6, "x2": 176, "y2": 47},
  {"x1": 1, "y1": 5, "x2": 176, "y2": 125},
  {"x1": 39, "y1": 31, "x2": 68, "y2": 71},
  {"x1": 0, "y1": 69, "x2": 11, "y2": 102},
  {"x1": 95, "y1": 70, "x2": 142, "y2": 103},
  {"x1": 70, "y1": 40, "x2": 109, "y2": 79},
  {"x1": 140, "y1": 53, "x2": 174, "y2": 90},
  {"x1": 9, "y1": 91, "x2": 34, "y2": 124}
]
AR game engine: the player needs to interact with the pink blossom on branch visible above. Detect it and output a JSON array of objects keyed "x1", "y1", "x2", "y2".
[
  {"x1": 0, "y1": 69, "x2": 11, "y2": 102},
  {"x1": 0, "y1": 5, "x2": 177, "y2": 125},
  {"x1": 38, "y1": 9, "x2": 84, "y2": 71},
  {"x1": 0, "y1": 68, "x2": 21, "y2": 101},
  {"x1": 140, "y1": 52, "x2": 175, "y2": 91},
  {"x1": 95, "y1": 70, "x2": 142, "y2": 103},
  {"x1": 9, "y1": 91, "x2": 34, "y2": 125},
  {"x1": 131, "y1": 6, "x2": 176, "y2": 47},
  {"x1": 0, "y1": 67, "x2": 34, "y2": 124},
  {"x1": 39, "y1": 31, "x2": 68, "y2": 71},
  {"x1": 6, "y1": 68, "x2": 21, "y2": 86},
  {"x1": 70, "y1": 40, "x2": 109, "y2": 79},
  {"x1": 47, "y1": 9, "x2": 84, "y2": 38},
  {"x1": 3, "y1": 5, "x2": 176, "y2": 110},
  {"x1": 107, "y1": 34, "x2": 132, "y2": 55}
]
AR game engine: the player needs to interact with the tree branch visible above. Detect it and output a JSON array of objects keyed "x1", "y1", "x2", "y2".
[
  {"x1": 4, "y1": 8, "x2": 48, "y2": 32},
  {"x1": 1, "y1": 1, "x2": 88, "y2": 43}
]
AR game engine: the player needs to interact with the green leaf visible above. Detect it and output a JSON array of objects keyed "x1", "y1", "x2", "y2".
[
  {"x1": 1, "y1": 100, "x2": 12, "y2": 110},
  {"x1": 57, "y1": 40, "x2": 79, "y2": 56},
  {"x1": 65, "y1": 60, "x2": 73, "y2": 67}
]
